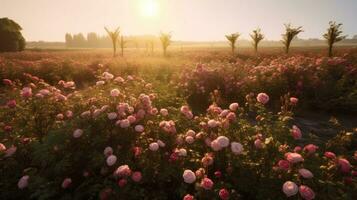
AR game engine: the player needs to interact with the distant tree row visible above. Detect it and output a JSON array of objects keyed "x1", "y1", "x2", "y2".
[{"x1": 65, "y1": 33, "x2": 111, "y2": 48}]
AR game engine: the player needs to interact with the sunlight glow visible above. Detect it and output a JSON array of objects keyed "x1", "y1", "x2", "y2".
[{"x1": 141, "y1": 0, "x2": 159, "y2": 17}]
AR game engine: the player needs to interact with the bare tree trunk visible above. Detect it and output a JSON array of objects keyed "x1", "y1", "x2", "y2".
[{"x1": 328, "y1": 43, "x2": 333, "y2": 57}]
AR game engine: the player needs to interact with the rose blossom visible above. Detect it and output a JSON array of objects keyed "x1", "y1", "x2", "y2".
[
  {"x1": 231, "y1": 142, "x2": 244, "y2": 155},
  {"x1": 338, "y1": 158, "x2": 351, "y2": 173},
  {"x1": 149, "y1": 142, "x2": 159, "y2": 151},
  {"x1": 277, "y1": 160, "x2": 290, "y2": 171},
  {"x1": 298, "y1": 168, "x2": 314, "y2": 179},
  {"x1": 256, "y1": 93, "x2": 269, "y2": 104},
  {"x1": 135, "y1": 125, "x2": 144, "y2": 133},
  {"x1": 119, "y1": 119, "x2": 130, "y2": 128},
  {"x1": 131, "y1": 171, "x2": 142, "y2": 182},
  {"x1": 73, "y1": 129, "x2": 83, "y2": 138},
  {"x1": 107, "y1": 112, "x2": 117, "y2": 120},
  {"x1": 200, "y1": 178, "x2": 214, "y2": 190},
  {"x1": 21, "y1": 87, "x2": 32, "y2": 98},
  {"x1": 104, "y1": 146, "x2": 113, "y2": 157},
  {"x1": 110, "y1": 89, "x2": 120, "y2": 97},
  {"x1": 229, "y1": 102, "x2": 239, "y2": 111},
  {"x1": 291, "y1": 125, "x2": 302, "y2": 140},
  {"x1": 185, "y1": 136, "x2": 195, "y2": 144},
  {"x1": 299, "y1": 185, "x2": 315, "y2": 200},
  {"x1": 282, "y1": 181, "x2": 298, "y2": 197},
  {"x1": 183, "y1": 170, "x2": 196, "y2": 184},
  {"x1": 160, "y1": 108, "x2": 169, "y2": 116},
  {"x1": 0, "y1": 143, "x2": 6, "y2": 152},
  {"x1": 6, "y1": 99, "x2": 16, "y2": 108},
  {"x1": 324, "y1": 151, "x2": 336, "y2": 159},
  {"x1": 18, "y1": 175, "x2": 29, "y2": 189},
  {"x1": 290, "y1": 97, "x2": 299, "y2": 105},
  {"x1": 254, "y1": 139, "x2": 263, "y2": 149},
  {"x1": 304, "y1": 144, "x2": 318, "y2": 154},
  {"x1": 115, "y1": 165, "x2": 131, "y2": 177},
  {"x1": 216, "y1": 136, "x2": 230, "y2": 148},
  {"x1": 219, "y1": 188, "x2": 230, "y2": 200},
  {"x1": 61, "y1": 178, "x2": 72, "y2": 189},
  {"x1": 285, "y1": 152, "x2": 304, "y2": 163},
  {"x1": 106, "y1": 155, "x2": 117, "y2": 166},
  {"x1": 183, "y1": 194, "x2": 194, "y2": 200}
]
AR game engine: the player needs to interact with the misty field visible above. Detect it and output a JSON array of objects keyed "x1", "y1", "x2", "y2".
[{"x1": 0, "y1": 47, "x2": 356, "y2": 200}]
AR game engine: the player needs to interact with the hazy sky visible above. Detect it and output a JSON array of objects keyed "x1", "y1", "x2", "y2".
[{"x1": 1, "y1": 0, "x2": 357, "y2": 41}]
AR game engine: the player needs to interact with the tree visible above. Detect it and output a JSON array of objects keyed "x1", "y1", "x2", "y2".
[
  {"x1": 150, "y1": 40, "x2": 154, "y2": 54},
  {"x1": 225, "y1": 33, "x2": 240, "y2": 55},
  {"x1": 104, "y1": 27, "x2": 120, "y2": 57},
  {"x1": 250, "y1": 28, "x2": 264, "y2": 54},
  {"x1": 159, "y1": 32, "x2": 172, "y2": 56},
  {"x1": 72, "y1": 33, "x2": 86, "y2": 47},
  {"x1": 119, "y1": 35, "x2": 126, "y2": 57},
  {"x1": 323, "y1": 21, "x2": 347, "y2": 57},
  {"x1": 87, "y1": 32, "x2": 99, "y2": 48},
  {"x1": 0, "y1": 18, "x2": 26, "y2": 52},
  {"x1": 282, "y1": 24, "x2": 303, "y2": 54},
  {"x1": 65, "y1": 33, "x2": 73, "y2": 48}
]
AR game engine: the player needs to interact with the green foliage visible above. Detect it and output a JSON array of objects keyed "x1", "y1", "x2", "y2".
[
  {"x1": 159, "y1": 32, "x2": 172, "y2": 56},
  {"x1": 250, "y1": 28, "x2": 264, "y2": 54},
  {"x1": 0, "y1": 18, "x2": 26, "y2": 52},
  {"x1": 104, "y1": 27, "x2": 120, "y2": 57}
]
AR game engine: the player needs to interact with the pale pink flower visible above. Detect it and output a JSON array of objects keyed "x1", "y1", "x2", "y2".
[
  {"x1": 114, "y1": 76, "x2": 125, "y2": 83},
  {"x1": 160, "y1": 108, "x2": 169, "y2": 116},
  {"x1": 185, "y1": 136, "x2": 195, "y2": 144},
  {"x1": 18, "y1": 175, "x2": 29, "y2": 189},
  {"x1": 96, "y1": 80, "x2": 105, "y2": 86},
  {"x1": 56, "y1": 113, "x2": 64, "y2": 120},
  {"x1": 135, "y1": 125, "x2": 144, "y2": 133},
  {"x1": 149, "y1": 142, "x2": 159, "y2": 151},
  {"x1": 226, "y1": 112, "x2": 236, "y2": 122},
  {"x1": 127, "y1": 115, "x2": 136, "y2": 124},
  {"x1": 207, "y1": 119, "x2": 218, "y2": 128},
  {"x1": 107, "y1": 112, "x2": 118, "y2": 120},
  {"x1": 131, "y1": 171, "x2": 142, "y2": 182},
  {"x1": 201, "y1": 154, "x2": 214, "y2": 167},
  {"x1": 115, "y1": 165, "x2": 131, "y2": 177},
  {"x1": 216, "y1": 136, "x2": 230, "y2": 148},
  {"x1": 256, "y1": 93, "x2": 269, "y2": 104},
  {"x1": 0, "y1": 143, "x2": 6, "y2": 152},
  {"x1": 81, "y1": 111, "x2": 91, "y2": 118},
  {"x1": 118, "y1": 179, "x2": 127, "y2": 187},
  {"x1": 6, "y1": 99, "x2": 16, "y2": 108},
  {"x1": 178, "y1": 148, "x2": 187, "y2": 157},
  {"x1": 285, "y1": 152, "x2": 304, "y2": 163},
  {"x1": 183, "y1": 170, "x2": 196, "y2": 184},
  {"x1": 231, "y1": 142, "x2": 244, "y2": 155},
  {"x1": 157, "y1": 140, "x2": 166, "y2": 147},
  {"x1": 282, "y1": 181, "x2": 298, "y2": 197},
  {"x1": 186, "y1": 130, "x2": 196, "y2": 137},
  {"x1": 211, "y1": 140, "x2": 222, "y2": 151},
  {"x1": 299, "y1": 168, "x2": 313, "y2": 179},
  {"x1": 299, "y1": 185, "x2": 315, "y2": 200},
  {"x1": 73, "y1": 129, "x2": 83, "y2": 138},
  {"x1": 21, "y1": 87, "x2": 32, "y2": 98},
  {"x1": 200, "y1": 178, "x2": 214, "y2": 190},
  {"x1": 291, "y1": 125, "x2": 302, "y2": 140},
  {"x1": 290, "y1": 97, "x2": 299, "y2": 105},
  {"x1": 61, "y1": 178, "x2": 72, "y2": 189},
  {"x1": 102, "y1": 72, "x2": 114, "y2": 80},
  {"x1": 104, "y1": 146, "x2": 113, "y2": 157},
  {"x1": 106, "y1": 155, "x2": 117, "y2": 166},
  {"x1": 119, "y1": 119, "x2": 130, "y2": 128},
  {"x1": 110, "y1": 89, "x2": 120, "y2": 97},
  {"x1": 304, "y1": 144, "x2": 318, "y2": 154},
  {"x1": 254, "y1": 139, "x2": 263, "y2": 149},
  {"x1": 229, "y1": 103, "x2": 239, "y2": 111},
  {"x1": 65, "y1": 110, "x2": 73, "y2": 118}
]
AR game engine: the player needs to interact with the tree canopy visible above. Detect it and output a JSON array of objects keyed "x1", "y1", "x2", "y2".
[{"x1": 0, "y1": 18, "x2": 26, "y2": 52}]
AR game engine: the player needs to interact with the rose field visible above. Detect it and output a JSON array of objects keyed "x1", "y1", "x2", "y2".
[{"x1": 0, "y1": 48, "x2": 357, "y2": 200}]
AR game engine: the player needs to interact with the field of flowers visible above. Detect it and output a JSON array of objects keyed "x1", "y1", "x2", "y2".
[{"x1": 0, "y1": 49, "x2": 356, "y2": 199}]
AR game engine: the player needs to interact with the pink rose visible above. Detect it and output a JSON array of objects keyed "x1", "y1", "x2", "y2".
[
  {"x1": 183, "y1": 194, "x2": 194, "y2": 200},
  {"x1": 61, "y1": 178, "x2": 72, "y2": 189},
  {"x1": 131, "y1": 171, "x2": 142, "y2": 182},
  {"x1": 254, "y1": 139, "x2": 263, "y2": 149},
  {"x1": 118, "y1": 179, "x2": 127, "y2": 187},
  {"x1": 149, "y1": 142, "x2": 159, "y2": 151},
  {"x1": 200, "y1": 178, "x2": 214, "y2": 190},
  {"x1": 18, "y1": 175, "x2": 29, "y2": 189},
  {"x1": 135, "y1": 125, "x2": 144, "y2": 133},
  {"x1": 106, "y1": 155, "x2": 117, "y2": 166},
  {"x1": 0, "y1": 143, "x2": 6, "y2": 152},
  {"x1": 291, "y1": 125, "x2": 302, "y2": 140},
  {"x1": 216, "y1": 136, "x2": 230, "y2": 148},
  {"x1": 115, "y1": 165, "x2": 131, "y2": 177},
  {"x1": 103, "y1": 146, "x2": 113, "y2": 157},
  {"x1": 160, "y1": 108, "x2": 169, "y2": 116},
  {"x1": 338, "y1": 158, "x2": 351, "y2": 173},
  {"x1": 299, "y1": 185, "x2": 315, "y2": 200},
  {"x1": 277, "y1": 160, "x2": 290, "y2": 171},
  {"x1": 324, "y1": 151, "x2": 336, "y2": 159},
  {"x1": 21, "y1": 87, "x2": 32, "y2": 98},
  {"x1": 110, "y1": 89, "x2": 120, "y2": 97},
  {"x1": 73, "y1": 129, "x2": 83, "y2": 138},
  {"x1": 290, "y1": 97, "x2": 298, "y2": 105},
  {"x1": 304, "y1": 144, "x2": 318, "y2": 154},
  {"x1": 219, "y1": 188, "x2": 229, "y2": 200},
  {"x1": 298, "y1": 168, "x2": 314, "y2": 179},
  {"x1": 285, "y1": 152, "x2": 304, "y2": 163},
  {"x1": 282, "y1": 181, "x2": 298, "y2": 197},
  {"x1": 183, "y1": 170, "x2": 196, "y2": 184},
  {"x1": 6, "y1": 99, "x2": 16, "y2": 108},
  {"x1": 256, "y1": 93, "x2": 269, "y2": 104},
  {"x1": 229, "y1": 103, "x2": 239, "y2": 111}
]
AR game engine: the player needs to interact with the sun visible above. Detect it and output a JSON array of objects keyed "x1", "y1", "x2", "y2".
[{"x1": 141, "y1": 0, "x2": 159, "y2": 17}]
